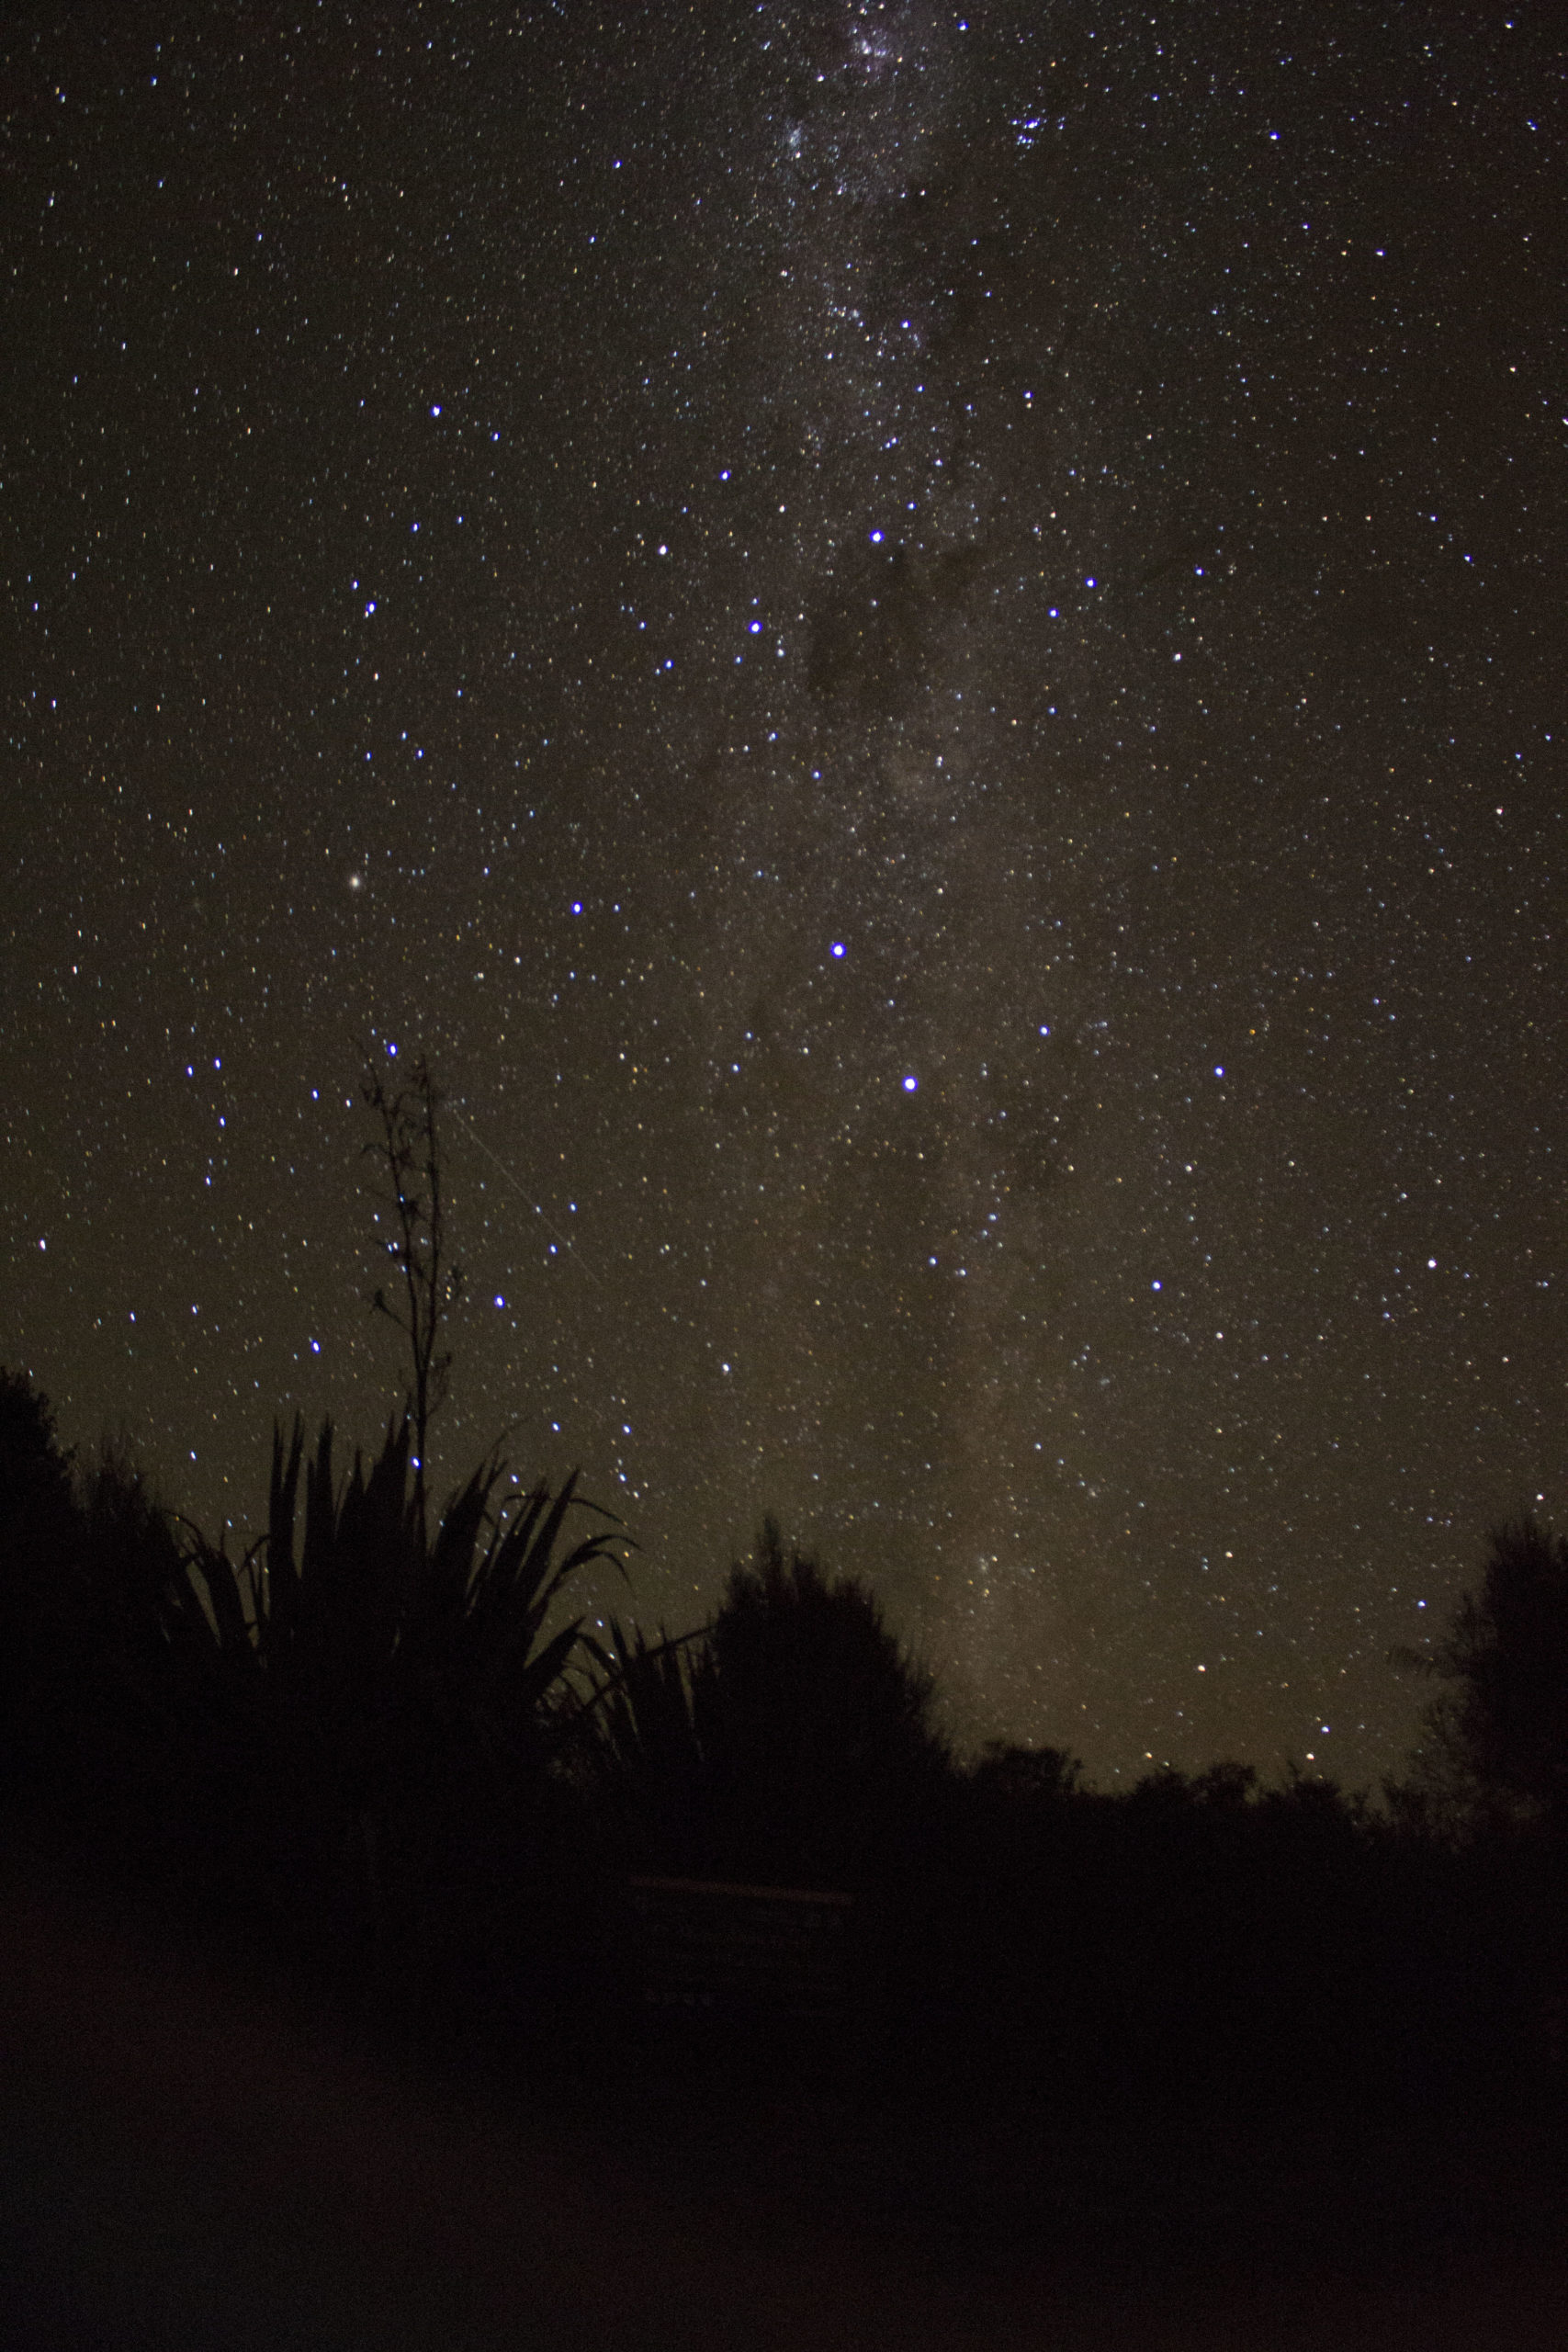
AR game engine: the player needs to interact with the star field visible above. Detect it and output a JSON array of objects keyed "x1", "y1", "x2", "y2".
[{"x1": 5, "y1": 3, "x2": 1564, "y2": 1785}]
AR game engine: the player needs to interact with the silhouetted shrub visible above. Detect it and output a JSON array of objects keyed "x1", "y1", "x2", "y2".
[
  {"x1": 0, "y1": 1371, "x2": 81, "y2": 1793},
  {"x1": 6, "y1": 1363, "x2": 1557, "y2": 2132},
  {"x1": 562, "y1": 1612, "x2": 711, "y2": 1876},
  {"x1": 172, "y1": 1416, "x2": 631, "y2": 2007},
  {"x1": 690, "y1": 1520, "x2": 954, "y2": 1894}
]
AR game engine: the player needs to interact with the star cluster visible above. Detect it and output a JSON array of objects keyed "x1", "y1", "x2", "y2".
[{"x1": 5, "y1": 3, "x2": 1564, "y2": 1783}]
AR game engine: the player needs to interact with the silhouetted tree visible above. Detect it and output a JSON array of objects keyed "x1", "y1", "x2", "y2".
[
  {"x1": 968, "y1": 1740, "x2": 1084, "y2": 1806},
  {"x1": 0, "y1": 1371, "x2": 75, "y2": 1534},
  {"x1": 0, "y1": 1372, "x2": 80, "y2": 1790},
  {"x1": 1, "y1": 1422, "x2": 223, "y2": 1861},
  {"x1": 691, "y1": 1520, "x2": 953, "y2": 1890},
  {"x1": 568, "y1": 1522, "x2": 953, "y2": 1894},
  {"x1": 1393, "y1": 1517, "x2": 1568, "y2": 1842}
]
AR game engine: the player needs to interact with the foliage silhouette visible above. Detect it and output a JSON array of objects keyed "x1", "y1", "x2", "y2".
[
  {"x1": 3, "y1": 1353, "x2": 1557, "y2": 2135},
  {"x1": 0, "y1": 1371, "x2": 74, "y2": 1534},
  {"x1": 0, "y1": 1373, "x2": 79, "y2": 1792},
  {"x1": 565, "y1": 1612, "x2": 712, "y2": 1874},
  {"x1": 691, "y1": 1519, "x2": 953, "y2": 1893},
  {"x1": 566, "y1": 1520, "x2": 953, "y2": 1897},
  {"x1": 0, "y1": 1379, "x2": 628, "y2": 2031},
  {"x1": 360, "y1": 1044, "x2": 463, "y2": 1541},
  {"x1": 1391, "y1": 1516, "x2": 1568, "y2": 1843},
  {"x1": 968, "y1": 1738, "x2": 1085, "y2": 1805},
  {"x1": 168, "y1": 1415, "x2": 631, "y2": 1992}
]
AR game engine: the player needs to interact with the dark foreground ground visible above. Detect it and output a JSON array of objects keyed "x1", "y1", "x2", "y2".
[{"x1": 4, "y1": 1831, "x2": 1566, "y2": 2350}]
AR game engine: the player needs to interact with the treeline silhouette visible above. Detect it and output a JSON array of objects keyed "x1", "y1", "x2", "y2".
[{"x1": 4, "y1": 1358, "x2": 1566, "y2": 2156}]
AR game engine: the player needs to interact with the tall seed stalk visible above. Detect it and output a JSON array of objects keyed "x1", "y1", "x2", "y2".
[{"x1": 360, "y1": 1045, "x2": 462, "y2": 1544}]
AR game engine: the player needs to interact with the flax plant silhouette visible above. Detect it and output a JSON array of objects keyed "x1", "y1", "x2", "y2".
[{"x1": 360, "y1": 1043, "x2": 462, "y2": 1544}]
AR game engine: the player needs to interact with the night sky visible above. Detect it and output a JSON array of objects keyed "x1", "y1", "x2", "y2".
[{"x1": 6, "y1": 4, "x2": 1564, "y2": 1785}]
